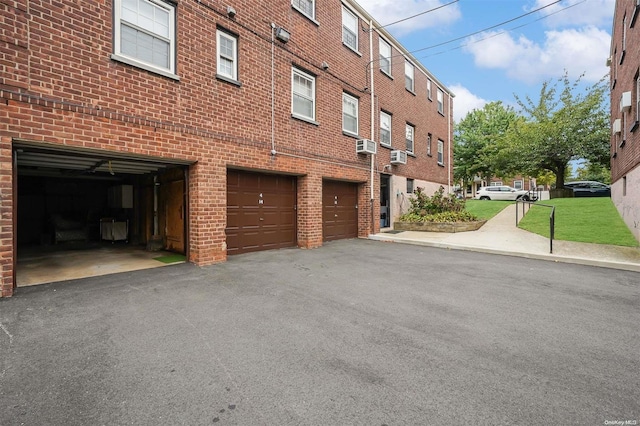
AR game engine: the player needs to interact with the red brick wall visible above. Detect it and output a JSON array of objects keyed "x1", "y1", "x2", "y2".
[
  {"x1": 610, "y1": 0, "x2": 640, "y2": 181},
  {"x1": 0, "y1": 0, "x2": 453, "y2": 296}
]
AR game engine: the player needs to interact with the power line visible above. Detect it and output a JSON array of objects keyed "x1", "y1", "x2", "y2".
[
  {"x1": 373, "y1": 0, "x2": 460, "y2": 30},
  {"x1": 417, "y1": 0, "x2": 587, "y2": 60},
  {"x1": 407, "y1": 0, "x2": 565, "y2": 55}
]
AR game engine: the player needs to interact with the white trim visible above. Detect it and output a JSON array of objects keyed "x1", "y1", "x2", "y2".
[
  {"x1": 342, "y1": 6, "x2": 359, "y2": 52},
  {"x1": 113, "y1": 0, "x2": 176, "y2": 75},
  {"x1": 291, "y1": 67, "x2": 316, "y2": 121},
  {"x1": 216, "y1": 30, "x2": 238, "y2": 81},
  {"x1": 405, "y1": 61, "x2": 414, "y2": 92},
  {"x1": 405, "y1": 123, "x2": 414, "y2": 154},
  {"x1": 291, "y1": 0, "x2": 316, "y2": 21},
  {"x1": 379, "y1": 38, "x2": 392, "y2": 76},
  {"x1": 380, "y1": 111, "x2": 391, "y2": 146},
  {"x1": 342, "y1": 92, "x2": 359, "y2": 135}
]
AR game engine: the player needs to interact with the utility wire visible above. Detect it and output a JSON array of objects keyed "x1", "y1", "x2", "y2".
[
  {"x1": 407, "y1": 0, "x2": 564, "y2": 55},
  {"x1": 372, "y1": 0, "x2": 460, "y2": 30},
  {"x1": 418, "y1": 0, "x2": 587, "y2": 60}
]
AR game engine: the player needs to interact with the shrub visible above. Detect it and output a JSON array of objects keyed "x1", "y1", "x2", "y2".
[{"x1": 400, "y1": 186, "x2": 478, "y2": 222}]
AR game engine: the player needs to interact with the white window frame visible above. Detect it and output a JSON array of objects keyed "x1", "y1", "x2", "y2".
[
  {"x1": 437, "y1": 88, "x2": 444, "y2": 114},
  {"x1": 291, "y1": 68, "x2": 316, "y2": 121},
  {"x1": 427, "y1": 79, "x2": 432, "y2": 100},
  {"x1": 491, "y1": 181, "x2": 502, "y2": 186},
  {"x1": 513, "y1": 180, "x2": 524, "y2": 190},
  {"x1": 427, "y1": 133, "x2": 432, "y2": 156},
  {"x1": 437, "y1": 139, "x2": 444, "y2": 165},
  {"x1": 112, "y1": 0, "x2": 176, "y2": 77},
  {"x1": 291, "y1": 0, "x2": 315, "y2": 21},
  {"x1": 342, "y1": 6, "x2": 358, "y2": 52},
  {"x1": 216, "y1": 30, "x2": 238, "y2": 81},
  {"x1": 379, "y1": 39, "x2": 391, "y2": 76},
  {"x1": 342, "y1": 92, "x2": 359, "y2": 135},
  {"x1": 405, "y1": 61, "x2": 414, "y2": 92},
  {"x1": 380, "y1": 111, "x2": 391, "y2": 146},
  {"x1": 636, "y1": 75, "x2": 640, "y2": 122},
  {"x1": 406, "y1": 124, "x2": 414, "y2": 154}
]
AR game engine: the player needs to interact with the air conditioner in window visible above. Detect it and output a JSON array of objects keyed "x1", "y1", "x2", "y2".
[
  {"x1": 620, "y1": 91, "x2": 632, "y2": 112},
  {"x1": 613, "y1": 118, "x2": 622, "y2": 133},
  {"x1": 356, "y1": 139, "x2": 377, "y2": 155},
  {"x1": 390, "y1": 150, "x2": 407, "y2": 165}
]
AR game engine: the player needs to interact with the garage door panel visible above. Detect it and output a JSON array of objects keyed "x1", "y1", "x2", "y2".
[
  {"x1": 323, "y1": 180, "x2": 358, "y2": 242},
  {"x1": 226, "y1": 171, "x2": 297, "y2": 255}
]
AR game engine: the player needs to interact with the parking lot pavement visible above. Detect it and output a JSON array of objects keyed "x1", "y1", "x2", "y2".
[{"x1": 1, "y1": 239, "x2": 639, "y2": 425}]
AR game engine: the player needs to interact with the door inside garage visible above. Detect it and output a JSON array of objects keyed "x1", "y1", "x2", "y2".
[
  {"x1": 13, "y1": 141, "x2": 191, "y2": 287},
  {"x1": 323, "y1": 180, "x2": 358, "y2": 242},
  {"x1": 226, "y1": 170, "x2": 297, "y2": 255}
]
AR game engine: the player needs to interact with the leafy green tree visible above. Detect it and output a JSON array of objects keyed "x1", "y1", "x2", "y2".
[
  {"x1": 507, "y1": 73, "x2": 610, "y2": 189},
  {"x1": 574, "y1": 161, "x2": 611, "y2": 183},
  {"x1": 454, "y1": 102, "x2": 519, "y2": 188}
]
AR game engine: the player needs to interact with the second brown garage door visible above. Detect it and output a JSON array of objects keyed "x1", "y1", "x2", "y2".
[
  {"x1": 226, "y1": 170, "x2": 297, "y2": 255},
  {"x1": 323, "y1": 180, "x2": 358, "y2": 242}
]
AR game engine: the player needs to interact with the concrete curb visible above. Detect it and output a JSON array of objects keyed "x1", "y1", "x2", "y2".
[{"x1": 368, "y1": 234, "x2": 640, "y2": 273}]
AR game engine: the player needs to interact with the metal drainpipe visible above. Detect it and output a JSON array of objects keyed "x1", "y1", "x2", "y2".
[
  {"x1": 448, "y1": 92, "x2": 452, "y2": 191},
  {"x1": 369, "y1": 19, "x2": 375, "y2": 234},
  {"x1": 270, "y1": 23, "x2": 276, "y2": 156}
]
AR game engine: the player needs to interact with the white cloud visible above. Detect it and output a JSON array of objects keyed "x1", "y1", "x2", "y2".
[
  {"x1": 530, "y1": 0, "x2": 615, "y2": 28},
  {"x1": 448, "y1": 84, "x2": 488, "y2": 123},
  {"x1": 464, "y1": 26, "x2": 610, "y2": 84},
  {"x1": 355, "y1": 0, "x2": 461, "y2": 36}
]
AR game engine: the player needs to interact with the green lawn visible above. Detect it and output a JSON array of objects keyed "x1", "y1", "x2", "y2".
[
  {"x1": 517, "y1": 198, "x2": 638, "y2": 247},
  {"x1": 464, "y1": 200, "x2": 513, "y2": 220}
]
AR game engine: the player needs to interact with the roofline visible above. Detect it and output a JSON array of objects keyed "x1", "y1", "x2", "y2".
[{"x1": 346, "y1": 0, "x2": 455, "y2": 98}]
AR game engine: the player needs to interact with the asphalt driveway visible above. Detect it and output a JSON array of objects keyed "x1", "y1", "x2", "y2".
[{"x1": 1, "y1": 239, "x2": 638, "y2": 425}]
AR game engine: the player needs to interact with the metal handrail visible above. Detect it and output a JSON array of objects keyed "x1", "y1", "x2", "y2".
[{"x1": 515, "y1": 200, "x2": 555, "y2": 254}]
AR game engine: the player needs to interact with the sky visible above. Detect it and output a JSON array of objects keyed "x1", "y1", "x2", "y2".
[{"x1": 355, "y1": 0, "x2": 615, "y2": 123}]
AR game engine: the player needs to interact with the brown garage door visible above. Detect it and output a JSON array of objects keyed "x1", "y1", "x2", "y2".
[
  {"x1": 323, "y1": 180, "x2": 358, "y2": 242},
  {"x1": 226, "y1": 170, "x2": 297, "y2": 255}
]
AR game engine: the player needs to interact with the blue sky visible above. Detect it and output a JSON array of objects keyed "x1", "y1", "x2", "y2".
[{"x1": 356, "y1": 0, "x2": 614, "y2": 123}]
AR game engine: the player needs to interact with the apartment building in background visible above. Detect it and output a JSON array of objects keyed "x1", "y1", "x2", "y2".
[
  {"x1": 609, "y1": 0, "x2": 640, "y2": 243},
  {"x1": 0, "y1": 0, "x2": 454, "y2": 297}
]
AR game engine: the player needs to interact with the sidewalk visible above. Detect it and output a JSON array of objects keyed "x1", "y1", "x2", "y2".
[{"x1": 370, "y1": 203, "x2": 640, "y2": 272}]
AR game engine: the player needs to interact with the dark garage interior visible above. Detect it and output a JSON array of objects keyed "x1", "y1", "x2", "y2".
[{"x1": 13, "y1": 142, "x2": 190, "y2": 287}]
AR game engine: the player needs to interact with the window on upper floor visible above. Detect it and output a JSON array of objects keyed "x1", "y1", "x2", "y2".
[
  {"x1": 342, "y1": 6, "x2": 358, "y2": 52},
  {"x1": 406, "y1": 123, "x2": 414, "y2": 154},
  {"x1": 623, "y1": 14, "x2": 627, "y2": 52},
  {"x1": 437, "y1": 139, "x2": 444, "y2": 165},
  {"x1": 380, "y1": 111, "x2": 391, "y2": 146},
  {"x1": 113, "y1": 0, "x2": 176, "y2": 77},
  {"x1": 292, "y1": 68, "x2": 316, "y2": 121},
  {"x1": 343, "y1": 93, "x2": 359, "y2": 135},
  {"x1": 292, "y1": 0, "x2": 315, "y2": 21},
  {"x1": 379, "y1": 39, "x2": 391, "y2": 76},
  {"x1": 636, "y1": 73, "x2": 640, "y2": 125},
  {"x1": 437, "y1": 88, "x2": 444, "y2": 114},
  {"x1": 405, "y1": 61, "x2": 414, "y2": 92},
  {"x1": 427, "y1": 133, "x2": 432, "y2": 156},
  {"x1": 216, "y1": 29, "x2": 238, "y2": 82},
  {"x1": 427, "y1": 79, "x2": 432, "y2": 100}
]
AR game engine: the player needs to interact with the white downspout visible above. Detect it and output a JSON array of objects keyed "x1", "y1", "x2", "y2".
[
  {"x1": 448, "y1": 93, "x2": 452, "y2": 191},
  {"x1": 369, "y1": 20, "x2": 375, "y2": 234},
  {"x1": 270, "y1": 23, "x2": 276, "y2": 156}
]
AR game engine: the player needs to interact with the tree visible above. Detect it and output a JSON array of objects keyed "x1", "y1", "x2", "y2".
[
  {"x1": 574, "y1": 161, "x2": 611, "y2": 183},
  {"x1": 454, "y1": 102, "x2": 519, "y2": 188},
  {"x1": 507, "y1": 73, "x2": 610, "y2": 189}
]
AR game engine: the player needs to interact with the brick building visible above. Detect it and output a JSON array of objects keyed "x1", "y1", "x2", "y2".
[
  {"x1": 609, "y1": 0, "x2": 640, "y2": 243},
  {"x1": 0, "y1": 0, "x2": 454, "y2": 297}
]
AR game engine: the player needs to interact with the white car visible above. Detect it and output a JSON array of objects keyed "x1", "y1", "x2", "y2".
[{"x1": 475, "y1": 185, "x2": 533, "y2": 201}]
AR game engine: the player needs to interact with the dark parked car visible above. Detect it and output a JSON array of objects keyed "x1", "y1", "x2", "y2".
[{"x1": 563, "y1": 181, "x2": 611, "y2": 197}]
